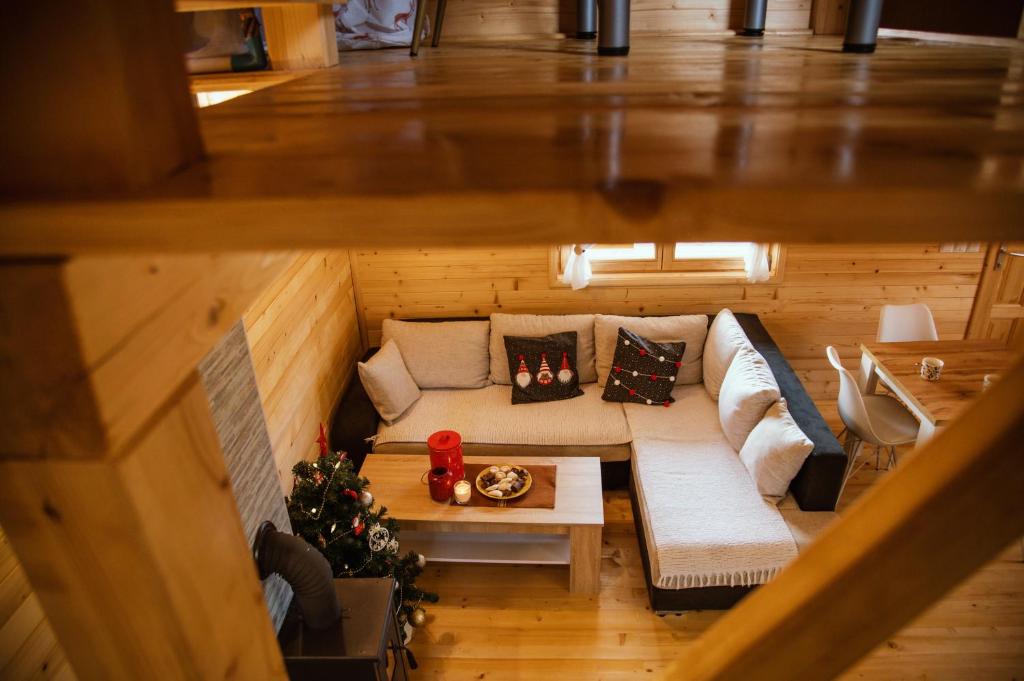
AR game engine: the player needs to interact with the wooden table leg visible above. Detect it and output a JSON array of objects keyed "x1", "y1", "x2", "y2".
[
  {"x1": 569, "y1": 525, "x2": 602, "y2": 595},
  {"x1": 859, "y1": 352, "x2": 879, "y2": 394}
]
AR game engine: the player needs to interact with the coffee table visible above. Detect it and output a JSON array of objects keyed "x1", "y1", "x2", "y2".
[{"x1": 360, "y1": 455, "x2": 604, "y2": 594}]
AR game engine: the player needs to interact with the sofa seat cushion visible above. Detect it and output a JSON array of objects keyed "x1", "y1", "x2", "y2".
[
  {"x1": 622, "y1": 384, "x2": 720, "y2": 443},
  {"x1": 374, "y1": 383, "x2": 632, "y2": 450},
  {"x1": 631, "y1": 437, "x2": 798, "y2": 589}
]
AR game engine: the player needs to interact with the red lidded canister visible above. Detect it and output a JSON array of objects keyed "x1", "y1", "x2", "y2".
[{"x1": 427, "y1": 430, "x2": 464, "y2": 481}]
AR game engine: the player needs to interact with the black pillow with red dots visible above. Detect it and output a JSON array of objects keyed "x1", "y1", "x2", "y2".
[
  {"x1": 503, "y1": 331, "x2": 585, "y2": 405},
  {"x1": 601, "y1": 327, "x2": 685, "y2": 407}
]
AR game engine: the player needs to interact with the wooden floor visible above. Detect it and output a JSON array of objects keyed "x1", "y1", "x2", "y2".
[
  {"x1": 408, "y1": 448, "x2": 1024, "y2": 679},
  {"x1": 4, "y1": 35, "x2": 1023, "y2": 252}
]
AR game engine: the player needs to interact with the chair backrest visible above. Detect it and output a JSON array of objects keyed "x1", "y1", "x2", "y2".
[
  {"x1": 877, "y1": 303, "x2": 939, "y2": 342},
  {"x1": 826, "y1": 346, "x2": 881, "y2": 444}
]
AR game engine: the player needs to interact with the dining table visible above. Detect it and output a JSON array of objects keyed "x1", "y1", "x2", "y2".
[{"x1": 858, "y1": 340, "x2": 1021, "y2": 447}]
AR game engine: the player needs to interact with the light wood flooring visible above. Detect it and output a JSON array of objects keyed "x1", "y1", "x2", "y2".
[{"x1": 408, "y1": 447, "x2": 1024, "y2": 679}]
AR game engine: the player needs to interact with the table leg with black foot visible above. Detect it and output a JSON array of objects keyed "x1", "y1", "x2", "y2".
[
  {"x1": 577, "y1": 0, "x2": 597, "y2": 39},
  {"x1": 597, "y1": 0, "x2": 630, "y2": 56},
  {"x1": 843, "y1": 0, "x2": 884, "y2": 53},
  {"x1": 740, "y1": 0, "x2": 767, "y2": 37}
]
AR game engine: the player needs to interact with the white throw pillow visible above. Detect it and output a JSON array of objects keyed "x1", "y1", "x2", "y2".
[
  {"x1": 358, "y1": 340, "x2": 421, "y2": 424},
  {"x1": 489, "y1": 313, "x2": 597, "y2": 384},
  {"x1": 595, "y1": 314, "x2": 708, "y2": 387},
  {"x1": 739, "y1": 399, "x2": 814, "y2": 503},
  {"x1": 718, "y1": 346, "x2": 781, "y2": 451},
  {"x1": 703, "y1": 309, "x2": 753, "y2": 401},
  {"x1": 381, "y1": 319, "x2": 490, "y2": 389}
]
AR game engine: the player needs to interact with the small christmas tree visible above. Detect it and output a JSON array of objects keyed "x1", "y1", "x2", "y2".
[{"x1": 286, "y1": 427, "x2": 437, "y2": 628}]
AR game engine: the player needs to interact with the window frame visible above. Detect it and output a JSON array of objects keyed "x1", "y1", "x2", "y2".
[{"x1": 552, "y1": 243, "x2": 785, "y2": 287}]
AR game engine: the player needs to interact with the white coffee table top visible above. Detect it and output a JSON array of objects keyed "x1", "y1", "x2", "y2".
[{"x1": 360, "y1": 455, "x2": 604, "y2": 528}]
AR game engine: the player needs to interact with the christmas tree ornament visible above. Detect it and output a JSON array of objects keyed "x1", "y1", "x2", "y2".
[
  {"x1": 416, "y1": 553, "x2": 427, "y2": 568},
  {"x1": 536, "y1": 352, "x2": 554, "y2": 385},
  {"x1": 315, "y1": 423, "x2": 329, "y2": 458},
  {"x1": 410, "y1": 607, "x2": 427, "y2": 627},
  {"x1": 359, "y1": 490, "x2": 373, "y2": 507},
  {"x1": 515, "y1": 354, "x2": 532, "y2": 388},
  {"x1": 368, "y1": 524, "x2": 390, "y2": 553},
  {"x1": 557, "y1": 351, "x2": 574, "y2": 384},
  {"x1": 343, "y1": 488, "x2": 358, "y2": 500},
  {"x1": 387, "y1": 538, "x2": 399, "y2": 553}
]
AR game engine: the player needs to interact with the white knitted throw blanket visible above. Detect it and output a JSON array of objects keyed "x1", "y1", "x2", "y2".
[{"x1": 632, "y1": 438, "x2": 798, "y2": 589}]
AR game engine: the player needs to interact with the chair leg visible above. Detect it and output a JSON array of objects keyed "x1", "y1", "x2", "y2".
[
  {"x1": 740, "y1": 0, "x2": 767, "y2": 37},
  {"x1": 576, "y1": 0, "x2": 597, "y2": 39},
  {"x1": 431, "y1": 0, "x2": 448, "y2": 47},
  {"x1": 597, "y1": 0, "x2": 630, "y2": 56},
  {"x1": 873, "y1": 444, "x2": 881, "y2": 470},
  {"x1": 410, "y1": 0, "x2": 429, "y2": 56},
  {"x1": 842, "y1": 0, "x2": 884, "y2": 53},
  {"x1": 886, "y1": 445, "x2": 898, "y2": 470},
  {"x1": 838, "y1": 436, "x2": 864, "y2": 503}
]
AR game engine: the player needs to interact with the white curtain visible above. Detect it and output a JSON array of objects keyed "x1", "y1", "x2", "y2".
[
  {"x1": 561, "y1": 244, "x2": 594, "y2": 290},
  {"x1": 744, "y1": 243, "x2": 770, "y2": 283}
]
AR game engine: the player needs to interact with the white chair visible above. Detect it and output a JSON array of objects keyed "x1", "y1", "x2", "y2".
[
  {"x1": 827, "y1": 346, "x2": 919, "y2": 500},
  {"x1": 877, "y1": 303, "x2": 939, "y2": 342}
]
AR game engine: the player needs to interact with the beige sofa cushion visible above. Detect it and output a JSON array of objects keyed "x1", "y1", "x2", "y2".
[
  {"x1": 382, "y1": 319, "x2": 490, "y2": 389},
  {"x1": 718, "y1": 346, "x2": 781, "y2": 451},
  {"x1": 489, "y1": 313, "x2": 597, "y2": 384},
  {"x1": 703, "y1": 309, "x2": 752, "y2": 400},
  {"x1": 357, "y1": 340, "x2": 421, "y2": 424},
  {"x1": 739, "y1": 399, "x2": 814, "y2": 503},
  {"x1": 595, "y1": 314, "x2": 708, "y2": 387},
  {"x1": 374, "y1": 383, "x2": 630, "y2": 448}
]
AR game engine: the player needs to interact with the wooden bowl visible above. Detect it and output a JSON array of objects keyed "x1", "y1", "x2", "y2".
[{"x1": 475, "y1": 464, "x2": 532, "y2": 501}]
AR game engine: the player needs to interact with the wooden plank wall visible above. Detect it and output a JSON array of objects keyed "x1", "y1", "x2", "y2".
[
  {"x1": 352, "y1": 244, "x2": 985, "y2": 431},
  {"x1": 0, "y1": 527, "x2": 76, "y2": 681},
  {"x1": 437, "y1": 0, "x2": 811, "y2": 41},
  {"x1": 244, "y1": 250, "x2": 364, "y2": 492}
]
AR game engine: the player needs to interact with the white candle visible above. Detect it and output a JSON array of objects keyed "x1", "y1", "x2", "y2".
[{"x1": 453, "y1": 480, "x2": 472, "y2": 504}]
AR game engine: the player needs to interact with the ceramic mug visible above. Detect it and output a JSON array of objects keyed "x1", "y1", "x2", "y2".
[
  {"x1": 426, "y1": 466, "x2": 455, "y2": 502},
  {"x1": 920, "y1": 357, "x2": 944, "y2": 382}
]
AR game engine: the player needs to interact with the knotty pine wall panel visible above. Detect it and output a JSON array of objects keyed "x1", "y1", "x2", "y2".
[
  {"x1": 244, "y1": 251, "x2": 363, "y2": 492},
  {"x1": 0, "y1": 526, "x2": 76, "y2": 681},
  {"x1": 352, "y1": 244, "x2": 984, "y2": 431},
  {"x1": 437, "y1": 0, "x2": 811, "y2": 41}
]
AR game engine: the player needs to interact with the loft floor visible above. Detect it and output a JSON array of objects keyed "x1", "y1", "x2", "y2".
[
  {"x1": 409, "y1": 450, "x2": 1024, "y2": 679},
  {"x1": 5, "y1": 35, "x2": 1023, "y2": 253}
]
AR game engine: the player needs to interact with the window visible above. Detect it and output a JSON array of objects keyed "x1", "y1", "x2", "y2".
[{"x1": 554, "y1": 242, "x2": 783, "y2": 286}]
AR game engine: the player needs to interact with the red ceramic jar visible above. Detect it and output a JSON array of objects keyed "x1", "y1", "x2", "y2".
[
  {"x1": 427, "y1": 466, "x2": 455, "y2": 502},
  {"x1": 427, "y1": 430, "x2": 464, "y2": 481}
]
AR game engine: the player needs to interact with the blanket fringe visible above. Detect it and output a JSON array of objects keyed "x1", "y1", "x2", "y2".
[{"x1": 660, "y1": 566, "x2": 784, "y2": 590}]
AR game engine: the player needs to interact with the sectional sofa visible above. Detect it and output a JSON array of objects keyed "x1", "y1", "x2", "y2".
[{"x1": 330, "y1": 312, "x2": 845, "y2": 611}]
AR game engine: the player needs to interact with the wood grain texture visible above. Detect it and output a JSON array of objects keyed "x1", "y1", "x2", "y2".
[
  {"x1": 353, "y1": 243, "x2": 986, "y2": 419},
  {"x1": 0, "y1": 378, "x2": 287, "y2": 681},
  {"x1": 810, "y1": 0, "x2": 847, "y2": 35},
  {"x1": 664, "y1": 357, "x2": 1024, "y2": 681},
  {"x1": 262, "y1": 4, "x2": 339, "y2": 70},
  {"x1": 434, "y1": 0, "x2": 810, "y2": 41},
  {"x1": 0, "y1": 1, "x2": 201, "y2": 196},
  {"x1": 3, "y1": 36, "x2": 1023, "y2": 253},
  {"x1": 243, "y1": 251, "x2": 363, "y2": 491},
  {"x1": 861, "y1": 340, "x2": 1021, "y2": 426},
  {"x1": 0, "y1": 526, "x2": 77, "y2": 681},
  {"x1": 404, "y1": 471, "x2": 1024, "y2": 679}
]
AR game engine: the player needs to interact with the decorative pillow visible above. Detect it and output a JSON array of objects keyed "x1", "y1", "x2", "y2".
[
  {"x1": 703, "y1": 309, "x2": 753, "y2": 401},
  {"x1": 490, "y1": 313, "x2": 597, "y2": 384},
  {"x1": 739, "y1": 399, "x2": 814, "y2": 503},
  {"x1": 503, "y1": 332, "x2": 584, "y2": 404},
  {"x1": 594, "y1": 314, "x2": 708, "y2": 387},
  {"x1": 601, "y1": 328, "x2": 684, "y2": 407},
  {"x1": 381, "y1": 319, "x2": 490, "y2": 389},
  {"x1": 718, "y1": 345, "x2": 781, "y2": 451},
  {"x1": 357, "y1": 340, "x2": 421, "y2": 424}
]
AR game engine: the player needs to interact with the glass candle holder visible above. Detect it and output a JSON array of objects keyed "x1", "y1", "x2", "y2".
[{"x1": 453, "y1": 480, "x2": 472, "y2": 505}]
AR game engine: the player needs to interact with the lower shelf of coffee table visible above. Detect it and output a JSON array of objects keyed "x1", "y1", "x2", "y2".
[{"x1": 401, "y1": 530, "x2": 570, "y2": 565}]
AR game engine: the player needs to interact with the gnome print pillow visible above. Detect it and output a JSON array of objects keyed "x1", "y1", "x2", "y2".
[
  {"x1": 503, "y1": 332, "x2": 584, "y2": 404},
  {"x1": 602, "y1": 328, "x2": 685, "y2": 406}
]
